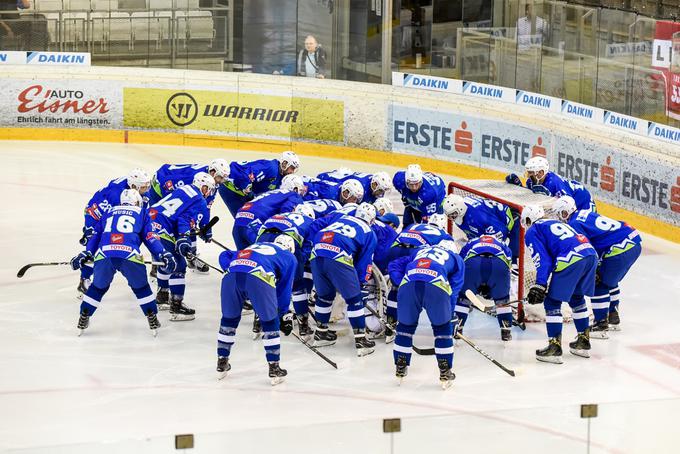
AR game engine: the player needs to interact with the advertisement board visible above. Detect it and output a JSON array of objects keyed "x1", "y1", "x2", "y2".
[
  {"x1": 0, "y1": 80, "x2": 122, "y2": 129},
  {"x1": 652, "y1": 20, "x2": 680, "y2": 121},
  {"x1": 123, "y1": 88, "x2": 344, "y2": 143}
]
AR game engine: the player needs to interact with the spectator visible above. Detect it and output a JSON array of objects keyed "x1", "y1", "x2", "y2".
[
  {"x1": 516, "y1": 3, "x2": 548, "y2": 51},
  {"x1": 297, "y1": 34, "x2": 327, "y2": 79}
]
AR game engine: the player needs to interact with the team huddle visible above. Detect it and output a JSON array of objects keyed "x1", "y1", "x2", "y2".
[{"x1": 70, "y1": 152, "x2": 642, "y2": 388}]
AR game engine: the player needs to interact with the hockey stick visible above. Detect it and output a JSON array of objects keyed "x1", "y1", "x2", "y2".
[
  {"x1": 291, "y1": 331, "x2": 338, "y2": 369},
  {"x1": 465, "y1": 290, "x2": 526, "y2": 331},
  {"x1": 17, "y1": 260, "x2": 164, "y2": 278},
  {"x1": 457, "y1": 333, "x2": 515, "y2": 377}
]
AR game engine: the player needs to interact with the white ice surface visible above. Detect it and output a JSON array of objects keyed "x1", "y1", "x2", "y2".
[{"x1": 1, "y1": 141, "x2": 679, "y2": 454}]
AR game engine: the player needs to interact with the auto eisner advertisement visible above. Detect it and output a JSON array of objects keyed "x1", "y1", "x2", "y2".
[
  {"x1": 553, "y1": 135, "x2": 680, "y2": 226},
  {"x1": 123, "y1": 88, "x2": 345, "y2": 143},
  {"x1": 388, "y1": 104, "x2": 549, "y2": 173},
  {"x1": 0, "y1": 79, "x2": 122, "y2": 129}
]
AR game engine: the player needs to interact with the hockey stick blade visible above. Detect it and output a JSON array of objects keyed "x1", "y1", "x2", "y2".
[
  {"x1": 464, "y1": 289, "x2": 488, "y2": 312},
  {"x1": 413, "y1": 345, "x2": 435, "y2": 356},
  {"x1": 457, "y1": 333, "x2": 515, "y2": 377},
  {"x1": 291, "y1": 331, "x2": 338, "y2": 369}
]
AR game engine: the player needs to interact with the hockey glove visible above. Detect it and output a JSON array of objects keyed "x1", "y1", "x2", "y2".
[
  {"x1": 70, "y1": 250, "x2": 93, "y2": 270},
  {"x1": 160, "y1": 251, "x2": 177, "y2": 274},
  {"x1": 527, "y1": 284, "x2": 547, "y2": 305},
  {"x1": 531, "y1": 184, "x2": 551, "y2": 196},
  {"x1": 280, "y1": 311, "x2": 294, "y2": 336},
  {"x1": 199, "y1": 229, "x2": 213, "y2": 243},
  {"x1": 79, "y1": 226, "x2": 95, "y2": 246},
  {"x1": 505, "y1": 173, "x2": 522, "y2": 186},
  {"x1": 176, "y1": 237, "x2": 195, "y2": 260}
]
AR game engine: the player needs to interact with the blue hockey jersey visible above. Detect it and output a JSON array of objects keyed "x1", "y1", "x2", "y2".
[
  {"x1": 219, "y1": 242, "x2": 297, "y2": 315},
  {"x1": 527, "y1": 172, "x2": 594, "y2": 211},
  {"x1": 87, "y1": 205, "x2": 165, "y2": 263},
  {"x1": 312, "y1": 215, "x2": 377, "y2": 283},
  {"x1": 388, "y1": 245, "x2": 465, "y2": 310},
  {"x1": 460, "y1": 235, "x2": 512, "y2": 267},
  {"x1": 392, "y1": 222, "x2": 452, "y2": 248},
  {"x1": 302, "y1": 176, "x2": 341, "y2": 201},
  {"x1": 233, "y1": 189, "x2": 303, "y2": 228},
  {"x1": 567, "y1": 210, "x2": 641, "y2": 258},
  {"x1": 458, "y1": 196, "x2": 514, "y2": 240},
  {"x1": 525, "y1": 219, "x2": 597, "y2": 286},
  {"x1": 224, "y1": 159, "x2": 281, "y2": 196},
  {"x1": 300, "y1": 198, "x2": 343, "y2": 218},
  {"x1": 150, "y1": 184, "x2": 211, "y2": 239},
  {"x1": 317, "y1": 169, "x2": 375, "y2": 203},
  {"x1": 257, "y1": 212, "x2": 314, "y2": 250},
  {"x1": 372, "y1": 220, "x2": 398, "y2": 273},
  {"x1": 393, "y1": 171, "x2": 445, "y2": 216},
  {"x1": 151, "y1": 164, "x2": 216, "y2": 206},
  {"x1": 84, "y1": 176, "x2": 134, "y2": 228}
]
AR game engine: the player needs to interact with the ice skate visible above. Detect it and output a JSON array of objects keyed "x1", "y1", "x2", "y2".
[
  {"x1": 155, "y1": 288, "x2": 170, "y2": 311},
  {"x1": 76, "y1": 278, "x2": 90, "y2": 297},
  {"x1": 500, "y1": 320, "x2": 512, "y2": 342},
  {"x1": 146, "y1": 310, "x2": 160, "y2": 337},
  {"x1": 354, "y1": 329, "x2": 375, "y2": 357},
  {"x1": 252, "y1": 314, "x2": 262, "y2": 340},
  {"x1": 242, "y1": 300, "x2": 254, "y2": 315},
  {"x1": 590, "y1": 319, "x2": 609, "y2": 339},
  {"x1": 169, "y1": 295, "x2": 195, "y2": 321},
  {"x1": 536, "y1": 336, "x2": 563, "y2": 364},
  {"x1": 189, "y1": 257, "x2": 209, "y2": 275},
  {"x1": 313, "y1": 324, "x2": 337, "y2": 347},
  {"x1": 268, "y1": 361, "x2": 287, "y2": 386},
  {"x1": 608, "y1": 308, "x2": 621, "y2": 331},
  {"x1": 296, "y1": 313, "x2": 313, "y2": 339},
  {"x1": 395, "y1": 355, "x2": 408, "y2": 385},
  {"x1": 385, "y1": 316, "x2": 396, "y2": 344},
  {"x1": 438, "y1": 359, "x2": 455, "y2": 390},
  {"x1": 77, "y1": 309, "x2": 90, "y2": 336},
  {"x1": 217, "y1": 356, "x2": 230, "y2": 380},
  {"x1": 569, "y1": 329, "x2": 591, "y2": 358}
]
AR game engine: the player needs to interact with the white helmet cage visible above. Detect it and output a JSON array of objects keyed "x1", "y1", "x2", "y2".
[
  {"x1": 208, "y1": 158, "x2": 230, "y2": 180},
  {"x1": 274, "y1": 234, "x2": 296, "y2": 253},
  {"x1": 428, "y1": 213, "x2": 447, "y2": 230},
  {"x1": 373, "y1": 197, "x2": 394, "y2": 216},
  {"x1": 442, "y1": 194, "x2": 467, "y2": 225},
  {"x1": 192, "y1": 171, "x2": 216, "y2": 195},
  {"x1": 127, "y1": 168, "x2": 151, "y2": 192},
  {"x1": 280, "y1": 151, "x2": 300, "y2": 173},
  {"x1": 520, "y1": 205, "x2": 546, "y2": 228},
  {"x1": 553, "y1": 196, "x2": 577, "y2": 221},
  {"x1": 120, "y1": 188, "x2": 143, "y2": 207},
  {"x1": 355, "y1": 202, "x2": 377, "y2": 225},
  {"x1": 281, "y1": 174, "x2": 305, "y2": 193},
  {"x1": 340, "y1": 179, "x2": 364, "y2": 203},
  {"x1": 294, "y1": 203, "x2": 316, "y2": 219}
]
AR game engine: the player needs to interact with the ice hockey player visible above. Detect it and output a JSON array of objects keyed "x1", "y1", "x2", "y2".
[
  {"x1": 216, "y1": 235, "x2": 297, "y2": 385},
  {"x1": 147, "y1": 160, "x2": 230, "y2": 205},
  {"x1": 70, "y1": 189, "x2": 176, "y2": 336},
  {"x1": 388, "y1": 240, "x2": 464, "y2": 389},
  {"x1": 218, "y1": 151, "x2": 300, "y2": 217},
  {"x1": 231, "y1": 174, "x2": 305, "y2": 250},
  {"x1": 521, "y1": 205, "x2": 598, "y2": 363},
  {"x1": 256, "y1": 204, "x2": 316, "y2": 338},
  {"x1": 309, "y1": 202, "x2": 378, "y2": 356},
  {"x1": 456, "y1": 235, "x2": 514, "y2": 341},
  {"x1": 506, "y1": 156, "x2": 595, "y2": 212},
  {"x1": 150, "y1": 172, "x2": 216, "y2": 321},
  {"x1": 78, "y1": 168, "x2": 152, "y2": 295},
  {"x1": 317, "y1": 168, "x2": 393, "y2": 203},
  {"x1": 553, "y1": 196, "x2": 642, "y2": 336},
  {"x1": 383, "y1": 213, "x2": 452, "y2": 338},
  {"x1": 302, "y1": 176, "x2": 342, "y2": 201},
  {"x1": 147, "y1": 160, "x2": 230, "y2": 275},
  {"x1": 393, "y1": 164, "x2": 445, "y2": 228}
]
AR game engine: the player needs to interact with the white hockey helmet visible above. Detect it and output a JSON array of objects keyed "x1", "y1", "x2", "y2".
[
  {"x1": 553, "y1": 196, "x2": 577, "y2": 221},
  {"x1": 127, "y1": 168, "x2": 151, "y2": 194},
  {"x1": 373, "y1": 197, "x2": 394, "y2": 216},
  {"x1": 208, "y1": 158, "x2": 230, "y2": 182},
  {"x1": 281, "y1": 174, "x2": 305, "y2": 194},
  {"x1": 355, "y1": 202, "x2": 377, "y2": 225},
  {"x1": 520, "y1": 205, "x2": 545, "y2": 228},
  {"x1": 437, "y1": 239, "x2": 458, "y2": 254},
  {"x1": 192, "y1": 171, "x2": 216, "y2": 197},
  {"x1": 294, "y1": 203, "x2": 316, "y2": 219},
  {"x1": 442, "y1": 194, "x2": 467, "y2": 225},
  {"x1": 428, "y1": 213, "x2": 448, "y2": 230},
  {"x1": 370, "y1": 171, "x2": 392, "y2": 197},
  {"x1": 405, "y1": 164, "x2": 423, "y2": 185},
  {"x1": 525, "y1": 156, "x2": 549, "y2": 174},
  {"x1": 280, "y1": 151, "x2": 300, "y2": 174},
  {"x1": 274, "y1": 234, "x2": 296, "y2": 253},
  {"x1": 120, "y1": 188, "x2": 143, "y2": 207},
  {"x1": 340, "y1": 178, "x2": 364, "y2": 203}
]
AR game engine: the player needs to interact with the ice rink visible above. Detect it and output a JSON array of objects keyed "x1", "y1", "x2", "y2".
[{"x1": 1, "y1": 140, "x2": 679, "y2": 453}]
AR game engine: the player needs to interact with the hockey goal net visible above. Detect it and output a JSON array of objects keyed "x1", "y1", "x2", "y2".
[{"x1": 447, "y1": 180, "x2": 558, "y2": 322}]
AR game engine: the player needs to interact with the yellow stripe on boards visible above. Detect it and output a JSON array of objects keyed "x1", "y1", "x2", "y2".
[{"x1": 1, "y1": 126, "x2": 678, "y2": 243}]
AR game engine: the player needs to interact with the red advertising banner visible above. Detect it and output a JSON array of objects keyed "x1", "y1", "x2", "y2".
[{"x1": 652, "y1": 20, "x2": 680, "y2": 120}]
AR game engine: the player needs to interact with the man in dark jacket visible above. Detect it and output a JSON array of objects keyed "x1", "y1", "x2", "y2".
[{"x1": 297, "y1": 34, "x2": 327, "y2": 79}]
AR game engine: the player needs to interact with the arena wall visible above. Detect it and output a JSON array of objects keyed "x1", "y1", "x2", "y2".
[{"x1": 0, "y1": 65, "x2": 679, "y2": 242}]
